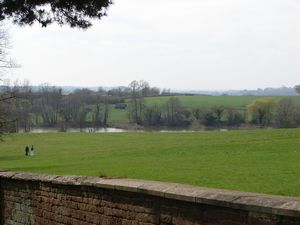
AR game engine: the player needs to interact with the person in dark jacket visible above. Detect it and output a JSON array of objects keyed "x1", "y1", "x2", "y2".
[{"x1": 25, "y1": 146, "x2": 29, "y2": 156}]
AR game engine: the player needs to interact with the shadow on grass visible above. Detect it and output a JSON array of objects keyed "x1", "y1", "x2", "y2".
[
  {"x1": 0, "y1": 155, "x2": 22, "y2": 161},
  {"x1": 11, "y1": 163, "x2": 81, "y2": 172}
]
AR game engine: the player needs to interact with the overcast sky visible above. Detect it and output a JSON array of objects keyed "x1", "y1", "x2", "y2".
[{"x1": 7, "y1": 0, "x2": 300, "y2": 90}]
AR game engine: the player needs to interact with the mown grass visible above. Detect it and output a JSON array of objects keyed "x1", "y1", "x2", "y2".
[{"x1": 1, "y1": 129, "x2": 300, "y2": 196}]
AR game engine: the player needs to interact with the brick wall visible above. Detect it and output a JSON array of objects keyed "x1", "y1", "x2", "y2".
[{"x1": 1, "y1": 171, "x2": 300, "y2": 225}]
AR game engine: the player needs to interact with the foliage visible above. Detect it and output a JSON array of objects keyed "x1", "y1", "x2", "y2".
[
  {"x1": 3, "y1": 83, "x2": 300, "y2": 130},
  {"x1": 0, "y1": 0, "x2": 112, "y2": 28},
  {"x1": 162, "y1": 97, "x2": 191, "y2": 126},
  {"x1": 224, "y1": 107, "x2": 244, "y2": 127},
  {"x1": 2, "y1": 129, "x2": 300, "y2": 196},
  {"x1": 198, "y1": 109, "x2": 217, "y2": 127},
  {"x1": 212, "y1": 106, "x2": 225, "y2": 127},
  {"x1": 143, "y1": 104, "x2": 162, "y2": 126},
  {"x1": 275, "y1": 97, "x2": 300, "y2": 128},
  {"x1": 247, "y1": 98, "x2": 276, "y2": 126},
  {"x1": 193, "y1": 106, "x2": 244, "y2": 127}
]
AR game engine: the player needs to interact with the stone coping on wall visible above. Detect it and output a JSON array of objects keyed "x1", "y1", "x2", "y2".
[{"x1": 1, "y1": 170, "x2": 300, "y2": 218}]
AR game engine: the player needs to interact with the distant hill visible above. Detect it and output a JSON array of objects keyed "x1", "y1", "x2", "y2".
[
  {"x1": 224, "y1": 87, "x2": 298, "y2": 96},
  {"x1": 172, "y1": 86, "x2": 298, "y2": 96},
  {"x1": 1, "y1": 85, "x2": 298, "y2": 96}
]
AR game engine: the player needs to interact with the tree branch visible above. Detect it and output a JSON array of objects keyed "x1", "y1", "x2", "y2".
[{"x1": 0, "y1": 0, "x2": 113, "y2": 28}]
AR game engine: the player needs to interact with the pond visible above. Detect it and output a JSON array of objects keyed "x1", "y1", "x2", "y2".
[
  {"x1": 19, "y1": 128, "x2": 127, "y2": 133},
  {"x1": 18, "y1": 128, "x2": 230, "y2": 133}
]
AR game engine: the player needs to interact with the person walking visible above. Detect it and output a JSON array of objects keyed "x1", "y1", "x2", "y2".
[
  {"x1": 25, "y1": 146, "x2": 29, "y2": 156},
  {"x1": 30, "y1": 145, "x2": 35, "y2": 156}
]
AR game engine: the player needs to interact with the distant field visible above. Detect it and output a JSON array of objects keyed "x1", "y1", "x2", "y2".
[
  {"x1": 108, "y1": 105, "x2": 128, "y2": 125},
  {"x1": 109, "y1": 95, "x2": 300, "y2": 125},
  {"x1": 145, "y1": 95, "x2": 300, "y2": 109},
  {"x1": 1, "y1": 128, "x2": 300, "y2": 196}
]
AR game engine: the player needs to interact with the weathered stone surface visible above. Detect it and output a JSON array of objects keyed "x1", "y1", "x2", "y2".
[
  {"x1": 0, "y1": 171, "x2": 18, "y2": 178},
  {"x1": 51, "y1": 175, "x2": 82, "y2": 185},
  {"x1": 137, "y1": 181, "x2": 174, "y2": 197},
  {"x1": 1, "y1": 171, "x2": 300, "y2": 225}
]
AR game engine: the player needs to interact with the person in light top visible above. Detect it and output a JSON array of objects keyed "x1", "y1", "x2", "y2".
[{"x1": 30, "y1": 145, "x2": 35, "y2": 156}]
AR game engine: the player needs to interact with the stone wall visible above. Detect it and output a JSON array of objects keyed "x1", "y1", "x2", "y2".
[{"x1": 1, "y1": 171, "x2": 300, "y2": 225}]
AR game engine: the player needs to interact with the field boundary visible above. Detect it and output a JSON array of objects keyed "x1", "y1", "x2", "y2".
[{"x1": 1, "y1": 170, "x2": 300, "y2": 224}]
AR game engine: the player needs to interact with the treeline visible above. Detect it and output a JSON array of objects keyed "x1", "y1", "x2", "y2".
[
  {"x1": 129, "y1": 96, "x2": 300, "y2": 129},
  {"x1": 0, "y1": 80, "x2": 163, "y2": 132},
  {"x1": 1, "y1": 82, "x2": 111, "y2": 132},
  {"x1": 246, "y1": 97, "x2": 300, "y2": 128},
  {"x1": 1, "y1": 80, "x2": 300, "y2": 133},
  {"x1": 127, "y1": 88, "x2": 244, "y2": 127},
  {"x1": 127, "y1": 82, "x2": 300, "y2": 129}
]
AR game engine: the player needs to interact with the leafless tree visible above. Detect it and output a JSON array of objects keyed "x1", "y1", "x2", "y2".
[
  {"x1": 0, "y1": 25, "x2": 18, "y2": 138},
  {"x1": 163, "y1": 97, "x2": 191, "y2": 126},
  {"x1": 128, "y1": 80, "x2": 146, "y2": 124},
  {"x1": 35, "y1": 84, "x2": 62, "y2": 126},
  {"x1": 276, "y1": 97, "x2": 300, "y2": 128}
]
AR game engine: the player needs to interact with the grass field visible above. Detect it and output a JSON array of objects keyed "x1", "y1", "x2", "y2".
[
  {"x1": 146, "y1": 95, "x2": 275, "y2": 110},
  {"x1": 1, "y1": 128, "x2": 300, "y2": 196},
  {"x1": 109, "y1": 95, "x2": 300, "y2": 125}
]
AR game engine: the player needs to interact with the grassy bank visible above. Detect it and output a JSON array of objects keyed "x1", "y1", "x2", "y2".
[{"x1": 1, "y1": 128, "x2": 300, "y2": 196}]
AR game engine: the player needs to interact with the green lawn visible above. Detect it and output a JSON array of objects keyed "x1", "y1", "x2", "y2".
[{"x1": 1, "y1": 129, "x2": 300, "y2": 196}]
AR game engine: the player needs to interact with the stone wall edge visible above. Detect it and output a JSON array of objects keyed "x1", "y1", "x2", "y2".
[{"x1": 1, "y1": 170, "x2": 300, "y2": 218}]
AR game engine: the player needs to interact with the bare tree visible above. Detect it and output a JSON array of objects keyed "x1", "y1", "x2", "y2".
[
  {"x1": 10, "y1": 80, "x2": 33, "y2": 132},
  {"x1": 143, "y1": 104, "x2": 162, "y2": 126},
  {"x1": 0, "y1": 25, "x2": 17, "y2": 137},
  {"x1": 91, "y1": 95, "x2": 109, "y2": 129},
  {"x1": 128, "y1": 80, "x2": 146, "y2": 124},
  {"x1": 102, "y1": 95, "x2": 109, "y2": 127},
  {"x1": 76, "y1": 106, "x2": 91, "y2": 132},
  {"x1": 224, "y1": 107, "x2": 244, "y2": 127},
  {"x1": 276, "y1": 97, "x2": 300, "y2": 128},
  {"x1": 59, "y1": 93, "x2": 81, "y2": 130},
  {"x1": 163, "y1": 97, "x2": 191, "y2": 126},
  {"x1": 35, "y1": 84, "x2": 62, "y2": 126}
]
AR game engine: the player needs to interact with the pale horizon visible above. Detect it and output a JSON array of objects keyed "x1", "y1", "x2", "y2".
[{"x1": 6, "y1": 0, "x2": 300, "y2": 90}]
